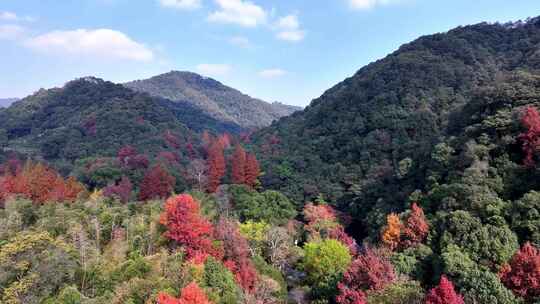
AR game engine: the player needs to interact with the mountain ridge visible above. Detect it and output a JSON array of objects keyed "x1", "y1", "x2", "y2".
[{"x1": 125, "y1": 71, "x2": 301, "y2": 129}]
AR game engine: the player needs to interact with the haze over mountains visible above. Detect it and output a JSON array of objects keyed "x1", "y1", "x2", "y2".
[{"x1": 125, "y1": 71, "x2": 301, "y2": 129}]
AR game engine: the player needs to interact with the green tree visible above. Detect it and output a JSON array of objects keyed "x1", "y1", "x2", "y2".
[
  {"x1": 302, "y1": 239, "x2": 352, "y2": 300},
  {"x1": 202, "y1": 256, "x2": 242, "y2": 304}
]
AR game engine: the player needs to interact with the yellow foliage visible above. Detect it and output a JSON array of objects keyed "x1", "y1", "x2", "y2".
[
  {"x1": 239, "y1": 220, "x2": 270, "y2": 242},
  {"x1": 1, "y1": 273, "x2": 38, "y2": 304}
]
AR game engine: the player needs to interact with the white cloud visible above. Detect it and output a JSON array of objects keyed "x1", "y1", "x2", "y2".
[
  {"x1": 159, "y1": 0, "x2": 201, "y2": 10},
  {"x1": 208, "y1": 0, "x2": 267, "y2": 27},
  {"x1": 276, "y1": 15, "x2": 299, "y2": 29},
  {"x1": 229, "y1": 36, "x2": 251, "y2": 48},
  {"x1": 196, "y1": 63, "x2": 231, "y2": 77},
  {"x1": 259, "y1": 68, "x2": 287, "y2": 78},
  {"x1": 0, "y1": 24, "x2": 25, "y2": 40},
  {"x1": 25, "y1": 29, "x2": 154, "y2": 62},
  {"x1": 0, "y1": 11, "x2": 18, "y2": 21},
  {"x1": 349, "y1": 0, "x2": 400, "y2": 10},
  {"x1": 276, "y1": 30, "x2": 304, "y2": 42},
  {"x1": 274, "y1": 14, "x2": 305, "y2": 42},
  {"x1": 0, "y1": 11, "x2": 35, "y2": 22}
]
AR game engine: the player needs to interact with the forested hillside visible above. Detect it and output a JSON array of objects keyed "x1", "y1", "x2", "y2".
[
  {"x1": 0, "y1": 77, "x2": 241, "y2": 171},
  {"x1": 125, "y1": 71, "x2": 301, "y2": 129},
  {"x1": 1, "y1": 16, "x2": 540, "y2": 304}
]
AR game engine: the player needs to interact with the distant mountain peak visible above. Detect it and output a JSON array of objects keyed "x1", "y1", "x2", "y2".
[{"x1": 125, "y1": 71, "x2": 300, "y2": 129}]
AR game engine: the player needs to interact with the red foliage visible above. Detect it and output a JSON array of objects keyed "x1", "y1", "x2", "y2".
[
  {"x1": 118, "y1": 145, "x2": 137, "y2": 166},
  {"x1": 0, "y1": 156, "x2": 22, "y2": 176},
  {"x1": 244, "y1": 153, "x2": 260, "y2": 188},
  {"x1": 215, "y1": 218, "x2": 258, "y2": 292},
  {"x1": 160, "y1": 194, "x2": 221, "y2": 260},
  {"x1": 425, "y1": 276, "x2": 464, "y2": 304},
  {"x1": 103, "y1": 176, "x2": 133, "y2": 203},
  {"x1": 186, "y1": 142, "x2": 197, "y2": 159},
  {"x1": 402, "y1": 203, "x2": 429, "y2": 247},
  {"x1": 329, "y1": 226, "x2": 358, "y2": 256},
  {"x1": 48, "y1": 176, "x2": 85, "y2": 203},
  {"x1": 201, "y1": 131, "x2": 213, "y2": 151},
  {"x1": 157, "y1": 282, "x2": 213, "y2": 304},
  {"x1": 117, "y1": 145, "x2": 149, "y2": 169},
  {"x1": 218, "y1": 133, "x2": 232, "y2": 149},
  {"x1": 304, "y1": 203, "x2": 337, "y2": 224},
  {"x1": 83, "y1": 115, "x2": 97, "y2": 136},
  {"x1": 164, "y1": 130, "x2": 181, "y2": 149},
  {"x1": 206, "y1": 141, "x2": 225, "y2": 193},
  {"x1": 338, "y1": 247, "x2": 395, "y2": 296},
  {"x1": 499, "y1": 242, "x2": 540, "y2": 300},
  {"x1": 519, "y1": 106, "x2": 540, "y2": 167},
  {"x1": 159, "y1": 151, "x2": 180, "y2": 165},
  {"x1": 336, "y1": 286, "x2": 367, "y2": 304},
  {"x1": 157, "y1": 292, "x2": 181, "y2": 304},
  {"x1": 0, "y1": 161, "x2": 84, "y2": 204},
  {"x1": 303, "y1": 203, "x2": 338, "y2": 237},
  {"x1": 127, "y1": 154, "x2": 150, "y2": 170},
  {"x1": 138, "y1": 165, "x2": 175, "y2": 201},
  {"x1": 231, "y1": 145, "x2": 247, "y2": 185}
]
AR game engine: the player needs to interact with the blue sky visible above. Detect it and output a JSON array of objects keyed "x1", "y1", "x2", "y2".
[{"x1": 1, "y1": 0, "x2": 539, "y2": 106}]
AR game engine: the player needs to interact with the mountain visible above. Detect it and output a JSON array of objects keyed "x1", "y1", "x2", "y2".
[
  {"x1": 253, "y1": 17, "x2": 540, "y2": 236},
  {"x1": 125, "y1": 71, "x2": 301, "y2": 129},
  {"x1": 0, "y1": 77, "x2": 240, "y2": 166},
  {"x1": 0, "y1": 98, "x2": 18, "y2": 108}
]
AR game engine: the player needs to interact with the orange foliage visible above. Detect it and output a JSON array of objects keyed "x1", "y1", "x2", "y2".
[
  {"x1": 0, "y1": 161, "x2": 84, "y2": 204},
  {"x1": 381, "y1": 213, "x2": 402, "y2": 251}
]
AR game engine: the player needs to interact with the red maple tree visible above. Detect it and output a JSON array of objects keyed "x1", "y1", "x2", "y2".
[
  {"x1": 336, "y1": 286, "x2": 367, "y2": 304},
  {"x1": 104, "y1": 176, "x2": 133, "y2": 203},
  {"x1": 499, "y1": 242, "x2": 540, "y2": 301},
  {"x1": 402, "y1": 202, "x2": 429, "y2": 248},
  {"x1": 231, "y1": 145, "x2": 247, "y2": 185},
  {"x1": 338, "y1": 247, "x2": 395, "y2": 297},
  {"x1": 244, "y1": 153, "x2": 260, "y2": 188},
  {"x1": 206, "y1": 141, "x2": 225, "y2": 193},
  {"x1": 118, "y1": 145, "x2": 137, "y2": 166},
  {"x1": 215, "y1": 218, "x2": 258, "y2": 292},
  {"x1": 0, "y1": 161, "x2": 84, "y2": 204},
  {"x1": 160, "y1": 194, "x2": 221, "y2": 260},
  {"x1": 519, "y1": 106, "x2": 540, "y2": 167},
  {"x1": 138, "y1": 165, "x2": 175, "y2": 201},
  {"x1": 425, "y1": 276, "x2": 464, "y2": 304},
  {"x1": 157, "y1": 282, "x2": 213, "y2": 304}
]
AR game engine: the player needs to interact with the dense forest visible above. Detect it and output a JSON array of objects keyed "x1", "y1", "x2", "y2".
[{"x1": 1, "y1": 17, "x2": 540, "y2": 304}]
